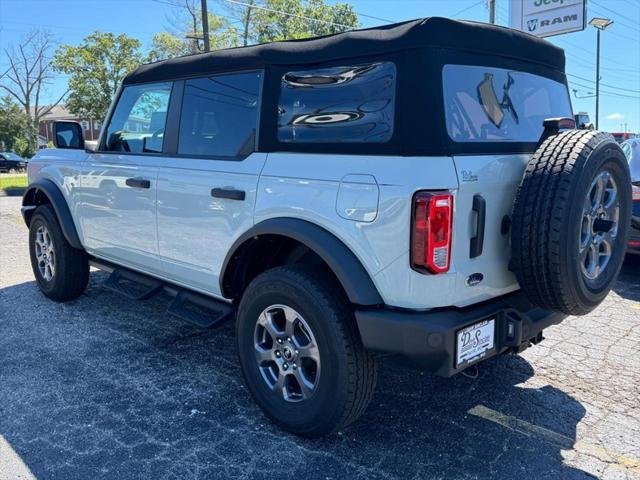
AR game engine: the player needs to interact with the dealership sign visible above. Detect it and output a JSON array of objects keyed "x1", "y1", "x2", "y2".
[{"x1": 509, "y1": 0, "x2": 586, "y2": 38}]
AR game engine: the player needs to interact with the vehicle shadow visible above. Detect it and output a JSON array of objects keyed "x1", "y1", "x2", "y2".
[
  {"x1": 613, "y1": 255, "x2": 640, "y2": 301},
  {"x1": 0, "y1": 275, "x2": 594, "y2": 480}
]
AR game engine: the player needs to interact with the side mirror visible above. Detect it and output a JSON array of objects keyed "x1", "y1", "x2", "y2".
[{"x1": 54, "y1": 121, "x2": 85, "y2": 150}]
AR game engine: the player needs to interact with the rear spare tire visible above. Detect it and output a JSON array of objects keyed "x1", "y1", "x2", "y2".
[{"x1": 511, "y1": 130, "x2": 631, "y2": 315}]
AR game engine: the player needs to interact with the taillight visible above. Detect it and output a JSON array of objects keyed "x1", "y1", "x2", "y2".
[
  {"x1": 632, "y1": 185, "x2": 640, "y2": 202},
  {"x1": 411, "y1": 191, "x2": 453, "y2": 273}
]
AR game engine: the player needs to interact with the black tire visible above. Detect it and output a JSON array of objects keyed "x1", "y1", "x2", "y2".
[
  {"x1": 236, "y1": 265, "x2": 377, "y2": 437},
  {"x1": 28, "y1": 204, "x2": 89, "y2": 302},
  {"x1": 511, "y1": 130, "x2": 631, "y2": 315}
]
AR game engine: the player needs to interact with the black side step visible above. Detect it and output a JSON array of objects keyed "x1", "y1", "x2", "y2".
[
  {"x1": 167, "y1": 291, "x2": 234, "y2": 328},
  {"x1": 93, "y1": 258, "x2": 235, "y2": 329},
  {"x1": 103, "y1": 269, "x2": 163, "y2": 300}
]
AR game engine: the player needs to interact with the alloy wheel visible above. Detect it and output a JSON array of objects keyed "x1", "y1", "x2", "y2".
[
  {"x1": 34, "y1": 225, "x2": 56, "y2": 281},
  {"x1": 579, "y1": 170, "x2": 619, "y2": 281},
  {"x1": 253, "y1": 304, "x2": 321, "y2": 402}
]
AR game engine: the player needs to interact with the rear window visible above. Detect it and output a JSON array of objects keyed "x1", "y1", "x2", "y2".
[
  {"x1": 443, "y1": 64, "x2": 572, "y2": 143},
  {"x1": 277, "y1": 62, "x2": 396, "y2": 144},
  {"x1": 178, "y1": 71, "x2": 261, "y2": 158}
]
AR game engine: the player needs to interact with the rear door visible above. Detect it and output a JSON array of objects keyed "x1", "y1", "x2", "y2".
[
  {"x1": 79, "y1": 81, "x2": 173, "y2": 275},
  {"x1": 442, "y1": 64, "x2": 573, "y2": 298},
  {"x1": 155, "y1": 71, "x2": 265, "y2": 296}
]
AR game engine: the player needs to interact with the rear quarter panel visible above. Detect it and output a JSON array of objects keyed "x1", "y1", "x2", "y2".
[{"x1": 255, "y1": 153, "x2": 460, "y2": 308}]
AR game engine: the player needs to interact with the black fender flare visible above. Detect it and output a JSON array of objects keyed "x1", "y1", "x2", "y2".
[
  {"x1": 22, "y1": 179, "x2": 83, "y2": 249},
  {"x1": 221, "y1": 218, "x2": 383, "y2": 306}
]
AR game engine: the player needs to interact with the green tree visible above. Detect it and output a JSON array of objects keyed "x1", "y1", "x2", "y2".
[
  {"x1": 147, "y1": 32, "x2": 192, "y2": 62},
  {"x1": 12, "y1": 137, "x2": 32, "y2": 159},
  {"x1": 147, "y1": 0, "x2": 239, "y2": 62},
  {"x1": 230, "y1": 0, "x2": 359, "y2": 44},
  {"x1": 53, "y1": 32, "x2": 143, "y2": 121},
  {"x1": 154, "y1": 0, "x2": 357, "y2": 60},
  {"x1": 0, "y1": 96, "x2": 33, "y2": 155}
]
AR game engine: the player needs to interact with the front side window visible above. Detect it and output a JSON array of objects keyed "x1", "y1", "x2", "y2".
[
  {"x1": 178, "y1": 71, "x2": 261, "y2": 157},
  {"x1": 443, "y1": 65, "x2": 572, "y2": 143},
  {"x1": 105, "y1": 82, "x2": 172, "y2": 153},
  {"x1": 278, "y1": 62, "x2": 396, "y2": 144}
]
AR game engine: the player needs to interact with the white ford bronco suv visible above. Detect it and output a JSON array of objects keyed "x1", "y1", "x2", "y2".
[{"x1": 22, "y1": 18, "x2": 632, "y2": 437}]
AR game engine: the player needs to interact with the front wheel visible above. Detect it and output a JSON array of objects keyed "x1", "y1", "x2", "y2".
[
  {"x1": 28, "y1": 204, "x2": 89, "y2": 302},
  {"x1": 236, "y1": 265, "x2": 377, "y2": 437}
]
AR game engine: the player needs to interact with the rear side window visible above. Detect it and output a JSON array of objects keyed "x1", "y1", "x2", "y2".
[
  {"x1": 278, "y1": 62, "x2": 396, "y2": 144},
  {"x1": 443, "y1": 65, "x2": 572, "y2": 143},
  {"x1": 105, "y1": 82, "x2": 172, "y2": 153},
  {"x1": 178, "y1": 71, "x2": 261, "y2": 158}
]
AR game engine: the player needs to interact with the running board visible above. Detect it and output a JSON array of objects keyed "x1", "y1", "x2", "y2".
[
  {"x1": 103, "y1": 269, "x2": 163, "y2": 300},
  {"x1": 167, "y1": 291, "x2": 233, "y2": 328},
  {"x1": 92, "y1": 258, "x2": 234, "y2": 328}
]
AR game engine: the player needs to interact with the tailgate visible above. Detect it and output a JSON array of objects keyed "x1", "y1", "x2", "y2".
[{"x1": 451, "y1": 154, "x2": 529, "y2": 305}]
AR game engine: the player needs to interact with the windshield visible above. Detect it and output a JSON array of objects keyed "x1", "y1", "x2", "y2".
[
  {"x1": 443, "y1": 64, "x2": 572, "y2": 143},
  {"x1": 2, "y1": 153, "x2": 23, "y2": 160}
]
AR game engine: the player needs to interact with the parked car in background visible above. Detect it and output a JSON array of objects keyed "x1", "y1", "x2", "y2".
[
  {"x1": 622, "y1": 138, "x2": 640, "y2": 254},
  {"x1": 612, "y1": 132, "x2": 638, "y2": 144},
  {"x1": 0, "y1": 152, "x2": 27, "y2": 172}
]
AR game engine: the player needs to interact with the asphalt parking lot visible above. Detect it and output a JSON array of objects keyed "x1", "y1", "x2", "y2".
[{"x1": 1, "y1": 195, "x2": 639, "y2": 480}]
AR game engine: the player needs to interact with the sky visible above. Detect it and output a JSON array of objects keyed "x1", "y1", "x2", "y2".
[{"x1": 0, "y1": 0, "x2": 638, "y2": 132}]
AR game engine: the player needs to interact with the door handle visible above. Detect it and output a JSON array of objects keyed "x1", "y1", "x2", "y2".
[
  {"x1": 125, "y1": 177, "x2": 151, "y2": 189},
  {"x1": 211, "y1": 187, "x2": 245, "y2": 201},
  {"x1": 470, "y1": 194, "x2": 486, "y2": 258}
]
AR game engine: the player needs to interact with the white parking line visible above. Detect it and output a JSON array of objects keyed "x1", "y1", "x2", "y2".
[
  {"x1": 0, "y1": 435, "x2": 36, "y2": 480},
  {"x1": 469, "y1": 404, "x2": 640, "y2": 475}
]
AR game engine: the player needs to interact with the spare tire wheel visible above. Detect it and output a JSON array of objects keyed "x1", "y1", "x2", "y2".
[{"x1": 511, "y1": 130, "x2": 631, "y2": 315}]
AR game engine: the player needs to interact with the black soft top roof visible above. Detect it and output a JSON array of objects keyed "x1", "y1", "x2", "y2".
[{"x1": 124, "y1": 17, "x2": 565, "y2": 85}]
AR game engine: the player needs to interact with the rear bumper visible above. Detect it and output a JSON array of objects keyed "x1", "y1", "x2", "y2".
[{"x1": 355, "y1": 291, "x2": 566, "y2": 377}]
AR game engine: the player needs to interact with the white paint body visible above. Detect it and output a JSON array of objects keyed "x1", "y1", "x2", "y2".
[{"x1": 28, "y1": 147, "x2": 528, "y2": 310}]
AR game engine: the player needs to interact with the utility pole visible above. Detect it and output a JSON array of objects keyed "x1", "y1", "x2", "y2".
[
  {"x1": 488, "y1": 0, "x2": 496, "y2": 24},
  {"x1": 201, "y1": 0, "x2": 210, "y2": 52},
  {"x1": 589, "y1": 18, "x2": 613, "y2": 130},
  {"x1": 242, "y1": 0, "x2": 255, "y2": 47}
]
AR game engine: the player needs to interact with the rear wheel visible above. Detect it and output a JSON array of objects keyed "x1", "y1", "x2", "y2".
[
  {"x1": 28, "y1": 204, "x2": 89, "y2": 302},
  {"x1": 236, "y1": 265, "x2": 377, "y2": 437}
]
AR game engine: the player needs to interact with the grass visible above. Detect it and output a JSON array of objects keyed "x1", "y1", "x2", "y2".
[{"x1": 0, "y1": 173, "x2": 28, "y2": 191}]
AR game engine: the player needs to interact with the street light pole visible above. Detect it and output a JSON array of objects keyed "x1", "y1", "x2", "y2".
[
  {"x1": 595, "y1": 27, "x2": 600, "y2": 129},
  {"x1": 589, "y1": 17, "x2": 613, "y2": 130},
  {"x1": 201, "y1": 0, "x2": 210, "y2": 52}
]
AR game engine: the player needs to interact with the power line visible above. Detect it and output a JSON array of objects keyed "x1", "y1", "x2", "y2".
[
  {"x1": 222, "y1": 0, "x2": 355, "y2": 29},
  {"x1": 590, "y1": 0, "x2": 640, "y2": 33},
  {"x1": 556, "y1": 37, "x2": 640, "y2": 78},
  {"x1": 355, "y1": 12, "x2": 396, "y2": 24},
  {"x1": 450, "y1": 1, "x2": 484, "y2": 19},
  {"x1": 567, "y1": 73, "x2": 640, "y2": 93},
  {"x1": 569, "y1": 79, "x2": 640, "y2": 98}
]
